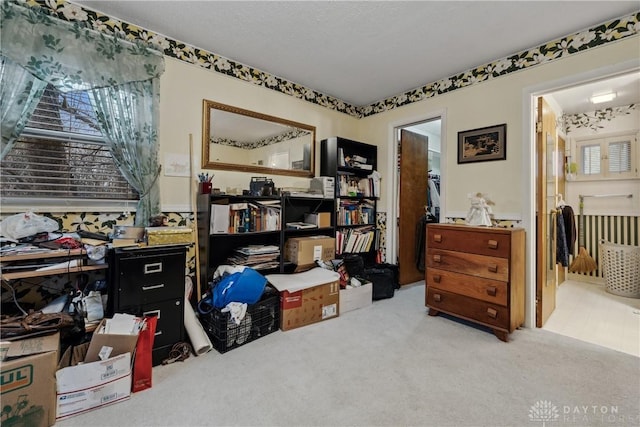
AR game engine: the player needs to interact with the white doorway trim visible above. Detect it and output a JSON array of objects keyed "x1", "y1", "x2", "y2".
[
  {"x1": 386, "y1": 109, "x2": 447, "y2": 265},
  {"x1": 521, "y1": 58, "x2": 640, "y2": 329}
]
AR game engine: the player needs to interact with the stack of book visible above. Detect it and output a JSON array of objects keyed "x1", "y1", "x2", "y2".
[{"x1": 226, "y1": 245, "x2": 280, "y2": 270}]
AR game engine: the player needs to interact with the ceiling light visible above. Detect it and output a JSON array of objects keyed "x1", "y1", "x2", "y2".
[{"x1": 590, "y1": 92, "x2": 616, "y2": 104}]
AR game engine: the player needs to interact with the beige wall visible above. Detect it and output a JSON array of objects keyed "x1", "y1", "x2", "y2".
[
  {"x1": 356, "y1": 36, "x2": 639, "y2": 220},
  {"x1": 158, "y1": 57, "x2": 359, "y2": 211}
]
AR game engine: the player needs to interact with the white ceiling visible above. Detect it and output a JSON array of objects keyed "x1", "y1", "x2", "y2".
[{"x1": 73, "y1": 1, "x2": 640, "y2": 111}]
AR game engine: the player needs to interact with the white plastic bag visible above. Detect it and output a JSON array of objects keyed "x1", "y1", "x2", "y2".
[{"x1": 0, "y1": 211, "x2": 59, "y2": 240}]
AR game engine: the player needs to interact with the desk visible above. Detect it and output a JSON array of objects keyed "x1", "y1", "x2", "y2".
[{"x1": 1, "y1": 248, "x2": 108, "y2": 281}]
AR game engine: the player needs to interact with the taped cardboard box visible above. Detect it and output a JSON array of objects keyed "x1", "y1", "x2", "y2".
[
  {"x1": 0, "y1": 332, "x2": 60, "y2": 427},
  {"x1": 84, "y1": 316, "x2": 140, "y2": 363},
  {"x1": 267, "y1": 267, "x2": 340, "y2": 331},
  {"x1": 304, "y1": 212, "x2": 331, "y2": 228},
  {"x1": 284, "y1": 235, "x2": 335, "y2": 269},
  {"x1": 145, "y1": 226, "x2": 193, "y2": 246}
]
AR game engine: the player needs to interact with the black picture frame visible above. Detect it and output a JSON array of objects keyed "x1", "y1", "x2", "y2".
[{"x1": 457, "y1": 123, "x2": 507, "y2": 164}]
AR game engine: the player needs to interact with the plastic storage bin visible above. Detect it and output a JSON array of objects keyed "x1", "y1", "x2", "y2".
[
  {"x1": 199, "y1": 285, "x2": 280, "y2": 353},
  {"x1": 600, "y1": 240, "x2": 640, "y2": 298}
]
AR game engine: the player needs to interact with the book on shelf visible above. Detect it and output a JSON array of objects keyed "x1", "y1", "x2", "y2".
[
  {"x1": 286, "y1": 222, "x2": 317, "y2": 230},
  {"x1": 228, "y1": 202, "x2": 280, "y2": 233},
  {"x1": 351, "y1": 162, "x2": 373, "y2": 171},
  {"x1": 336, "y1": 226, "x2": 376, "y2": 255}
]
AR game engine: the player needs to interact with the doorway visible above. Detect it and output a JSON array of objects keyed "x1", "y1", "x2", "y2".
[
  {"x1": 393, "y1": 118, "x2": 442, "y2": 286},
  {"x1": 531, "y1": 68, "x2": 640, "y2": 355}
]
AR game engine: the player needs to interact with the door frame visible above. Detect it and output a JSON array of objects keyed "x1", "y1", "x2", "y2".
[
  {"x1": 521, "y1": 59, "x2": 639, "y2": 328},
  {"x1": 386, "y1": 109, "x2": 447, "y2": 266}
]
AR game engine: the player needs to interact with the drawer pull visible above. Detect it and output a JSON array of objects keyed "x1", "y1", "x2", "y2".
[
  {"x1": 434, "y1": 293, "x2": 442, "y2": 302},
  {"x1": 154, "y1": 330, "x2": 163, "y2": 336},
  {"x1": 144, "y1": 262, "x2": 163, "y2": 274},
  {"x1": 433, "y1": 254, "x2": 442, "y2": 263},
  {"x1": 141, "y1": 283, "x2": 165, "y2": 291},
  {"x1": 487, "y1": 308, "x2": 498, "y2": 319},
  {"x1": 486, "y1": 286, "x2": 497, "y2": 297},
  {"x1": 433, "y1": 274, "x2": 441, "y2": 283},
  {"x1": 143, "y1": 309, "x2": 161, "y2": 319},
  {"x1": 487, "y1": 239, "x2": 498, "y2": 249},
  {"x1": 434, "y1": 234, "x2": 442, "y2": 243},
  {"x1": 488, "y1": 264, "x2": 498, "y2": 273}
]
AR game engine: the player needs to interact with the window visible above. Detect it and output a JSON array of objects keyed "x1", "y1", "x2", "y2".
[
  {"x1": 576, "y1": 133, "x2": 638, "y2": 180},
  {"x1": 1, "y1": 85, "x2": 138, "y2": 201}
]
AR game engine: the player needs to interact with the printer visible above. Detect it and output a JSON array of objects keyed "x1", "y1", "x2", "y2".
[{"x1": 310, "y1": 176, "x2": 335, "y2": 198}]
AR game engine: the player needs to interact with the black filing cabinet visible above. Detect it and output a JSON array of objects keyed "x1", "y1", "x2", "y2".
[{"x1": 108, "y1": 245, "x2": 186, "y2": 366}]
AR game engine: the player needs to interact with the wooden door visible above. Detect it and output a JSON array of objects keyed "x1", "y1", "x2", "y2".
[
  {"x1": 536, "y1": 97, "x2": 558, "y2": 327},
  {"x1": 398, "y1": 129, "x2": 429, "y2": 285}
]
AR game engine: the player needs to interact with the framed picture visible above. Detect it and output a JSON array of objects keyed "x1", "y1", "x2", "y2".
[{"x1": 457, "y1": 123, "x2": 507, "y2": 164}]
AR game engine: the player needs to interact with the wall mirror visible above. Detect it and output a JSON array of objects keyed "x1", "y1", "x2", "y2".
[{"x1": 202, "y1": 100, "x2": 315, "y2": 178}]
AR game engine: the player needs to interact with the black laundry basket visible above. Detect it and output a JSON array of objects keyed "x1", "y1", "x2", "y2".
[{"x1": 199, "y1": 285, "x2": 280, "y2": 353}]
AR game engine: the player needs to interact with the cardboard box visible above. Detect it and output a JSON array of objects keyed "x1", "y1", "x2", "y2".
[
  {"x1": 266, "y1": 268, "x2": 340, "y2": 331},
  {"x1": 0, "y1": 333, "x2": 60, "y2": 427},
  {"x1": 1, "y1": 331, "x2": 60, "y2": 361},
  {"x1": 84, "y1": 317, "x2": 140, "y2": 363},
  {"x1": 145, "y1": 226, "x2": 193, "y2": 246},
  {"x1": 56, "y1": 347, "x2": 132, "y2": 421},
  {"x1": 285, "y1": 235, "x2": 335, "y2": 268},
  {"x1": 340, "y1": 282, "x2": 373, "y2": 314},
  {"x1": 304, "y1": 212, "x2": 331, "y2": 228}
]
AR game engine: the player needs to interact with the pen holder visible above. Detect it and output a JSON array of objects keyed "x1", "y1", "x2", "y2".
[{"x1": 200, "y1": 182, "x2": 212, "y2": 194}]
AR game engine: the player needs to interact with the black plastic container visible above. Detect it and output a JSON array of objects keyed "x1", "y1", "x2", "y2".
[{"x1": 199, "y1": 285, "x2": 280, "y2": 353}]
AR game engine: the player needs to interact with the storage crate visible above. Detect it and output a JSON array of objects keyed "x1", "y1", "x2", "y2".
[
  {"x1": 600, "y1": 240, "x2": 640, "y2": 299},
  {"x1": 199, "y1": 285, "x2": 280, "y2": 353}
]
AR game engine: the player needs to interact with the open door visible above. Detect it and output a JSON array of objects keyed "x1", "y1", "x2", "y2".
[
  {"x1": 536, "y1": 97, "x2": 560, "y2": 327},
  {"x1": 398, "y1": 129, "x2": 429, "y2": 285}
]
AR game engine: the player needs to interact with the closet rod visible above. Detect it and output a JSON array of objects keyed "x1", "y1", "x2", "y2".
[{"x1": 579, "y1": 194, "x2": 633, "y2": 199}]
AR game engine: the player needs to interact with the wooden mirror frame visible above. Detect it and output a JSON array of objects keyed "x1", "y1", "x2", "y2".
[{"x1": 202, "y1": 100, "x2": 315, "y2": 178}]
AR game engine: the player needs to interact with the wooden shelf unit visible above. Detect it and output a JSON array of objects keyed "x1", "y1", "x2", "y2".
[{"x1": 1, "y1": 248, "x2": 107, "y2": 281}]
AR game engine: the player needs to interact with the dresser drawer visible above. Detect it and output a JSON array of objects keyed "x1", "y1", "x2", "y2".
[
  {"x1": 426, "y1": 269, "x2": 508, "y2": 306},
  {"x1": 117, "y1": 252, "x2": 185, "y2": 304},
  {"x1": 428, "y1": 226, "x2": 511, "y2": 258},
  {"x1": 426, "y1": 288, "x2": 509, "y2": 330},
  {"x1": 427, "y1": 249, "x2": 509, "y2": 282}
]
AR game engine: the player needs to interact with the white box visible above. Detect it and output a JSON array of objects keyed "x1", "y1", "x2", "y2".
[
  {"x1": 55, "y1": 352, "x2": 132, "y2": 421},
  {"x1": 210, "y1": 204, "x2": 230, "y2": 234},
  {"x1": 340, "y1": 282, "x2": 372, "y2": 313}
]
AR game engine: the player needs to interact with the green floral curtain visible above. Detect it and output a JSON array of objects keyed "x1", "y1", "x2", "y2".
[
  {"x1": 0, "y1": 56, "x2": 47, "y2": 159},
  {"x1": 0, "y1": 1, "x2": 164, "y2": 218},
  {"x1": 1, "y1": 1, "x2": 164, "y2": 91},
  {"x1": 91, "y1": 80, "x2": 162, "y2": 225}
]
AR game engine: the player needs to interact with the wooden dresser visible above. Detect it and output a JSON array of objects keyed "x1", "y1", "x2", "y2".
[{"x1": 425, "y1": 224, "x2": 525, "y2": 342}]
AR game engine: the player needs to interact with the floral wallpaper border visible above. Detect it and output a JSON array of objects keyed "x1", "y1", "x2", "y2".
[
  {"x1": 211, "y1": 128, "x2": 311, "y2": 150},
  {"x1": 22, "y1": 1, "x2": 639, "y2": 119},
  {"x1": 559, "y1": 103, "x2": 639, "y2": 133}
]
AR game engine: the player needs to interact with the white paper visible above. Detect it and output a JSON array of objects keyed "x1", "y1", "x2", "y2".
[
  {"x1": 104, "y1": 313, "x2": 140, "y2": 335},
  {"x1": 266, "y1": 267, "x2": 340, "y2": 293}
]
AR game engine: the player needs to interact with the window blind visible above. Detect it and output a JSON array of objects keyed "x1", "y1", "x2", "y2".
[
  {"x1": 0, "y1": 86, "x2": 138, "y2": 200},
  {"x1": 608, "y1": 140, "x2": 631, "y2": 174},
  {"x1": 581, "y1": 144, "x2": 600, "y2": 175}
]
